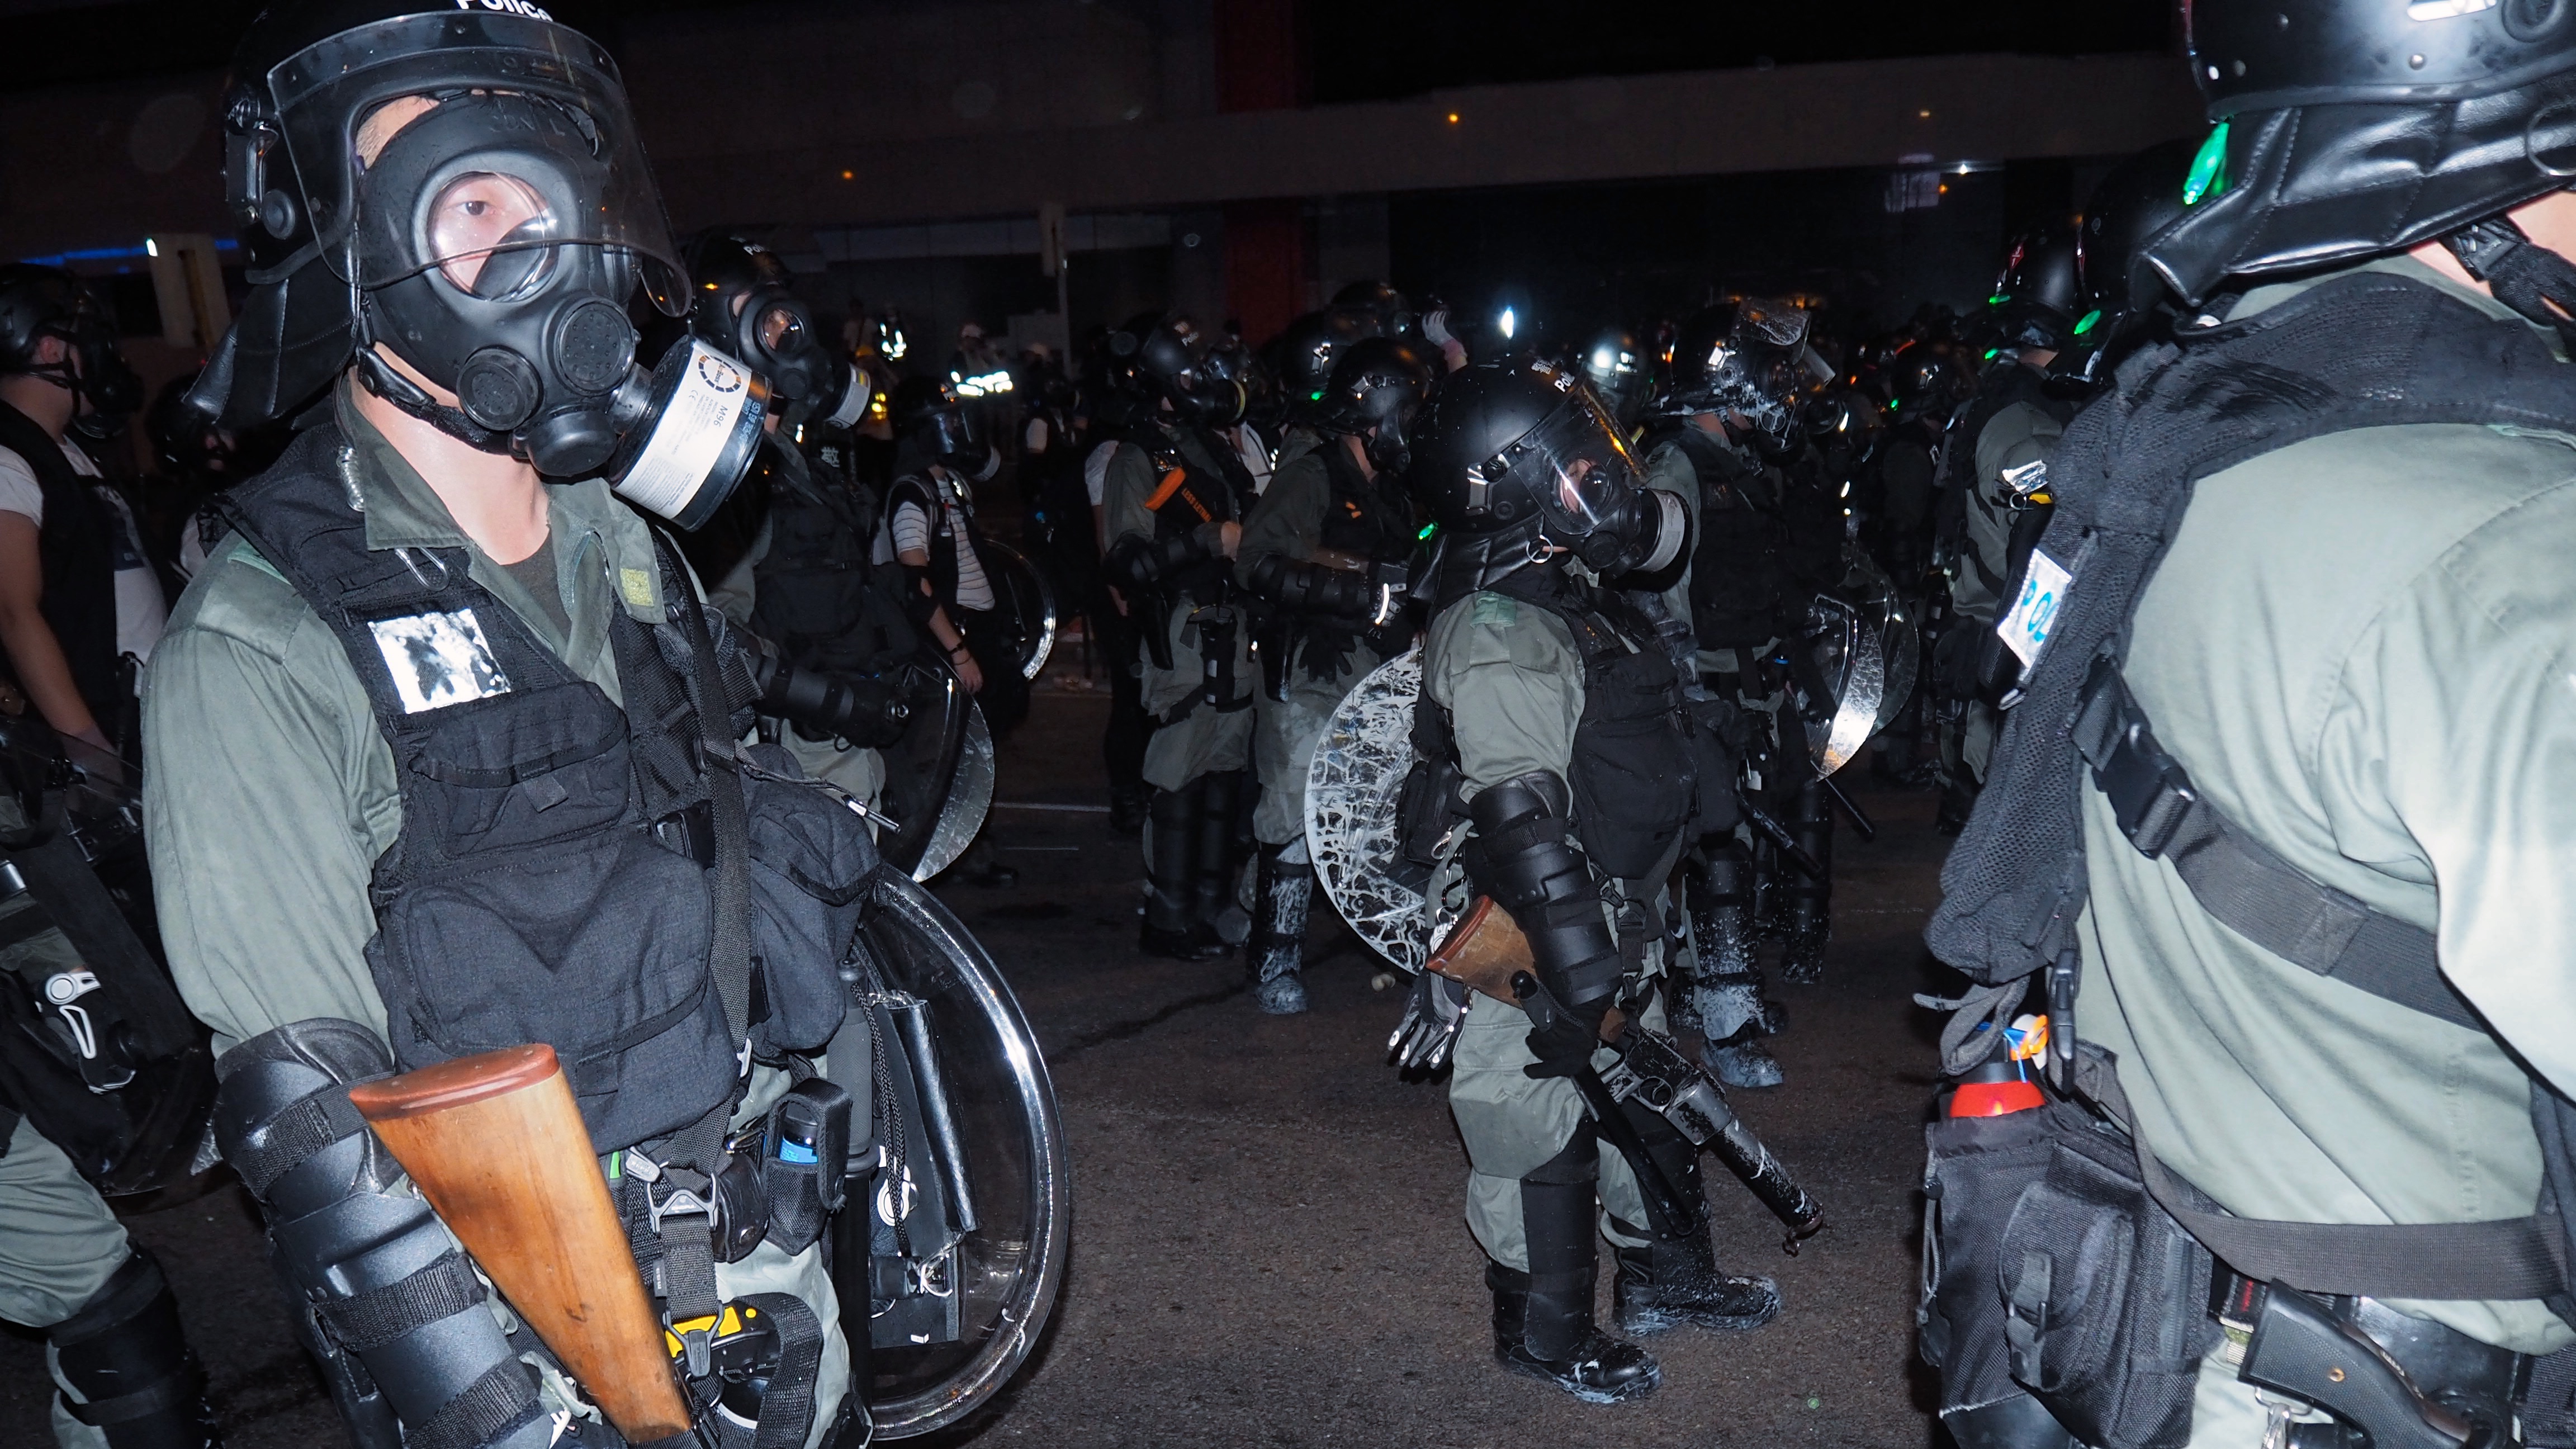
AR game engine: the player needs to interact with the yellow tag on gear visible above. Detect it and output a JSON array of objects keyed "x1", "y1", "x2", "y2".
[{"x1": 620, "y1": 567, "x2": 657, "y2": 609}]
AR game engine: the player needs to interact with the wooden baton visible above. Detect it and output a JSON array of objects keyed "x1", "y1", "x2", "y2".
[{"x1": 348, "y1": 1044, "x2": 693, "y2": 1443}]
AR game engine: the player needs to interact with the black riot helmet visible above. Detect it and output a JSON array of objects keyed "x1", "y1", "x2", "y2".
[
  {"x1": 1266, "y1": 308, "x2": 1373, "y2": 425},
  {"x1": 1883, "y1": 338, "x2": 1967, "y2": 424},
  {"x1": 1654, "y1": 298, "x2": 1812, "y2": 444},
  {"x1": 0, "y1": 265, "x2": 144, "y2": 439},
  {"x1": 1319, "y1": 337, "x2": 1437, "y2": 471},
  {"x1": 1989, "y1": 222, "x2": 2079, "y2": 353},
  {"x1": 195, "y1": 0, "x2": 766, "y2": 529},
  {"x1": 1109, "y1": 312, "x2": 1237, "y2": 424},
  {"x1": 1414, "y1": 358, "x2": 1688, "y2": 583},
  {"x1": 2078, "y1": 139, "x2": 2195, "y2": 330},
  {"x1": 1573, "y1": 326, "x2": 1654, "y2": 431},
  {"x1": 2050, "y1": 139, "x2": 2198, "y2": 392},
  {"x1": 685, "y1": 233, "x2": 868, "y2": 432},
  {"x1": 1330, "y1": 280, "x2": 1418, "y2": 338},
  {"x1": 889, "y1": 376, "x2": 997, "y2": 482},
  {"x1": 2147, "y1": 0, "x2": 2576, "y2": 323}
]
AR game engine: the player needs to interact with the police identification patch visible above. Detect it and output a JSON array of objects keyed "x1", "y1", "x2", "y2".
[
  {"x1": 1471, "y1": 594, "x2": 1519, "y2": 627},
  {"x1": 1995, "y1": 548, "x2": 2072, "y2": 669},
  {"x1": 370, "y1": 609, "x2": 513, "y2": 713}
]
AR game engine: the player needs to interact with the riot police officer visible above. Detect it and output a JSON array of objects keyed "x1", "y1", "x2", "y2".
[
  {"x1": 1640, "y1": 299, "x2": 1819, "y2": 1087},
  {"x1": 1925, "y1": 3, "x2": 2576, "y2": 1445},
  {"x1": 1929, "y1": 225, "x2": 2078, "y2": 832},
  {"x1": 1101, "y1": 315, "x2": 1263, "y2": 960},
  {"x1": 1235, "y1": 337, "x2": 1434, "y2": 1013},
  {"x1": 1410, "y1": 359, "x2": 1778, "y2": 1404},
  {"x1": 150, "y1": 4, "x2": 883, "y2": 1443},
  {"x1": 686, "y1": 235, "x2": 911, "y2": 809}
]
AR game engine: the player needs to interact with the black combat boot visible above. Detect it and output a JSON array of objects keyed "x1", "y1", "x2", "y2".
[
  {"x1": 1779, "y1": 778, "x2": 1834, "y2": 983},
  {"x1": 1140, "y1": 782, "x2": 1223, "y2": 960},
  {"x1": 1490, "y1": 1173, "x2": 1659, "y2": 1403},
  {"x1": 1107, "y1": 785, "x2": 1149, "y2": 837},
  {"x1": 1687, "y1": 842, "x2": 1785, "y2": 1086},
  {"x1": 1247, "y1": 842, "x2": 1313, "y2": 1015},
  {"x1": 49, "y1": 1248, "x2": 222, "y2": 1448},
  {"x1": 1611, "y1": 1104, "x2": 1782, "y2": 1337},
  {"x1": 1190, "y1": 770, "x2": 1247, "y2": 954}
]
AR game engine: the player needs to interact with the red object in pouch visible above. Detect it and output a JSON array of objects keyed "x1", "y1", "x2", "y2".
[{"x1": 1949, "y1": 1076, "x2": 2047, "y2": 1117}]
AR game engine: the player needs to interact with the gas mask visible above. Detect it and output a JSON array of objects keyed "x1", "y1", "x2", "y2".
[
  {"x1": 1476, "y1": 382, "x2": 1688, "y2": 578},
  {"x1": 704, "y1": 265, "x2": 868, "y2": 433},
  {"x1": 224, "y1": 10, "x2": 768, "y2": 528}
]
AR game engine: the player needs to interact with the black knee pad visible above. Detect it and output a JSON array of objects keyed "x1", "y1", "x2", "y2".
[
  {"x1": 50, "y1": 1247, "x2": 219, "y2": 1449},
  {"x1": 214, "y1": 1020, "x2": 551, "y2": 1449}
]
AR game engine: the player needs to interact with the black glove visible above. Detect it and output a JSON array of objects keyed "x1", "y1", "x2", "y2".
[
  {"x1": 1388, "y1": 971, "x2": 1468, "y2": 1073},
  {"x1": 1522, "y1": 1010, "x2": 1601, "y2": 1080}
]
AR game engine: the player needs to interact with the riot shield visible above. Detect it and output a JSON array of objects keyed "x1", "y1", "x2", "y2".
[
  {"x1": 828, "y1": 870, "x2": 1067, "y2": 1438},
  {"x1": 1304, "y1": 644, "x2": 1456, "y2": 975},
  {"x1": 1786, "y1": 547, "x2": 1919, "y2": 778},
  {"x1": 874, "y1": 660, "x2": 970, "y2": 879},
  {"x1": 915, "y1": 703, "x2": 993, "y2": 883},
  {"x1": 983, "y1": 541, "x2": 1058, "y2": 683},
  {"x1": 0, "y1": 713, "x2": 216, "y2": 1196}
]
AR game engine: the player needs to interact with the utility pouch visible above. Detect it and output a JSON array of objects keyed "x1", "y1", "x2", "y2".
[
  {"x1": 1921, "y1": 1104, "x2": 2062, "y2": 1422},
  {"x1": 760, "y1": 1078, "x2": 853, "y2": 1255},
  {"x1": 1993, "y1": 1104, "x2": 2215, "y2": 1449}
]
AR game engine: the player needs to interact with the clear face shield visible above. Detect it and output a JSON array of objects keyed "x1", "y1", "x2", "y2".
[
  {"x1": 266, "y1": 12, "x2": 686, "y2": 311},
  {"x1": 1484, "y1": 383, "x2": 1685, "y2": 575}
]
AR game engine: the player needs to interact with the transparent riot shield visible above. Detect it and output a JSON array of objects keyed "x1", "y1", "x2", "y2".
[
  {"x1": 831, "y1": 871, "x2": 1067, "y2": 1437},
  {"x1": 982, "y1": 541, "x2": 1058, "y2": 683}
]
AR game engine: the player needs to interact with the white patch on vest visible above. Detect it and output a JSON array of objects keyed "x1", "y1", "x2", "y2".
[
  {"x1": 1996, "y1": 548, "x2": 2072, "y2": 669},
  {"x1": 370, "y1": 609, "x2": 512, "y2": 713}
]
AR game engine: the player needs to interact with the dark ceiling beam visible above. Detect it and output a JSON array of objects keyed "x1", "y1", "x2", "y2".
[{"x1": 653, "y1": 51, "x2": 2203, "y2": 232}]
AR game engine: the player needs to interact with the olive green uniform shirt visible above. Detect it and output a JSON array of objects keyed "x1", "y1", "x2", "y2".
[
  {"x1": 2079, "y1": 254, "x2": 2576, "y2": 1353},
  {"x1": 1957, "y1": 391, "x2": 2062, "y2": 627},
  {"x1": 143, "y1": 381, "x2": 673, "y2": 1053}
]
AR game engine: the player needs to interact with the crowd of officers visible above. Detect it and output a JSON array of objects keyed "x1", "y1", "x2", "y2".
[
  {"x1": 0, "y1": 192, "x2": 2130, "y2": 1432},
  {"x1": 22, "y1": 0, "x2": 2576, "y2": 1440}
]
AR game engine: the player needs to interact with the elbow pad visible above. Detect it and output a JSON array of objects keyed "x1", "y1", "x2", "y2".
[
  {"x1": 1106, "y1": 528, "x2": 1215, "y2": 590},
  {"x1": 1245, "y1": 555, "x2": 1372, "y2": 619},
  {"x1": 1460, "y1": 771, "x2": 1623, "y2": 1023},
  {"x1": 750, "y1": 652, "x2": 912, "y2": 748}
]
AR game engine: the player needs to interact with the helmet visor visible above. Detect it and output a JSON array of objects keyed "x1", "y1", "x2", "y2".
[
  {"x1": 270, "y1": 11, "x2": 686, "y2": 315},
  {"x1": 1490, "y1": 385, "x2": 1642, "y2": 539}
]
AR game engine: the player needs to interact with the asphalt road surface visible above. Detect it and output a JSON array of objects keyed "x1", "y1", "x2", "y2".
[{"x1": 0, "y1": 684, "x2": 1964, "y2": 1448}]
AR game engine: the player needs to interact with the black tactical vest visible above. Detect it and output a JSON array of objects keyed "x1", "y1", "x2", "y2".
[
  {"x1": 1129, "y1": 425, "x2": 1243, "y2": 605},
  {"x1": 1425, "y1": 567, "x2": 1699, "y2": 883},
  {"x1": 1667, "y1": 427, "x2": 1791, "y2": 652},
  {"x1": 1289, "y1": 440, "x2": 1414, "y2": 681},
  {"x1": 0, "y1": 402, "x2": 120, "y2": 723},
  {"x1": 886, "y1": 471, "x2": 973, "y2": 611},
  {"x1": 221, "y1": 425, "x2": 862, "y2": 1154},
  {"x1": 751, "y1": 444, "x2": 913, "y2": 676}
]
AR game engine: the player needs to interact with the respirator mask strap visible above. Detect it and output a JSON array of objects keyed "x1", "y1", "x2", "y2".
[{"x1": 354, "y1": 338, "x2": 514, "y2": 456}]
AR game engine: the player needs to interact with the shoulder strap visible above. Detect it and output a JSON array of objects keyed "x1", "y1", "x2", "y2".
[{"x1": 2072, "y1": 657, "x2": 2479, "y2": 1032}]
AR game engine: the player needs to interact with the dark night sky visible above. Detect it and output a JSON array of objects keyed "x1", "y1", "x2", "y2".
[{"x1": 16, "y1": 0, "x2": 2175, "y2": 93}]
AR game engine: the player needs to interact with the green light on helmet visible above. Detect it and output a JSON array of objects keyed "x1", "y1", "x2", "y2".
[
  {"x1": 1982, "y1": 348, "x2": 1999, "y2": 361},
  {"x1": 2183, "y1": 120, "x2": 2230, "y2": 206},
  {"x1": 1309, "y1": 390, "x2": 1327, "y2": 401},
  {"x1": 1988, "y1": 293, "x2": 2010, "y2": 306},
  {"x1": 1887, "y1": 397, "x2": 1902, "y2": 413},
  {"x1": 1417, "y1": 523, "x2": 1437, "y2": 540},
  {"x1": 2073, "y1": 308, "x2": 2102, "y2": 336}
]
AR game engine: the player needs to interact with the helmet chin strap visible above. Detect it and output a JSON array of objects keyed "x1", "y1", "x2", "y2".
[
  {"x1": 351, "y1": 330, "x2": 515, "y2": 458},
  {"x1": 2444, "y1": 214, "x2": 2576, "y2": 353}
]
